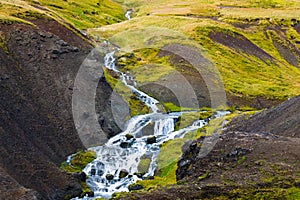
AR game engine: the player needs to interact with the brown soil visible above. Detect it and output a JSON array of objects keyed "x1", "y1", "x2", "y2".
[
  {"x1": 226, "y1": 95, "x2": 300, "y2": 138},
  {"x1": 209, "y1": 31, "x2": 274, "y2": 64}
]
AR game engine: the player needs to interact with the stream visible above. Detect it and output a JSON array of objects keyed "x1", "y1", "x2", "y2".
[{"x1": 70, "y1": 46, "x2": 229, "y2": 199}]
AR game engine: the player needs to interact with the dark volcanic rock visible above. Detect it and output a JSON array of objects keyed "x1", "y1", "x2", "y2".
[
  {"x1": 128, "y1": 183, "x2": 144, "y2": 191},
  {"x1": 146, "y1": 136, "x2": 157, "y2": 144},
  {"x1": 0, "y1": 19, "x2": 123, "y2": 199},
  {"x1": 119, "y1": 169, "x2": 129, "y2": 179},
  {"x1": 226, "y1": 95, "x2": 300, "y2": 138},
  {"x1": 125, "y1": 133, "x2": 134, "y2": 140},
  {"x1": 106, "y1": 174, "x2": 114, "y2": 180}
]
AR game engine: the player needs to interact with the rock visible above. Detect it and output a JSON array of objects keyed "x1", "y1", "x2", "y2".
[
  {"x1": 106, "y1": 174, "x2": 114, "y2": 180},
  {"x1": 120, "y1": 141, "x2": 132, "y2": 148},
  {"x1": 146, "y1": 136, "x2": 156, "y2": 144},
  {"x1": 134, "y1": 172, "x2": 145, "y2": 178},
  {"x1": 86, "y1": 191, "x2": 94, "y2": 197},
  {"x1": 119, "y1": 169, "x2": 129, "y2": 178},
  {"x1": 57, "y1": 39, "x2": 69, "y2": 46},
  {"x1": 226, "y1": 147, "x2": 250, "y2": 157},
  {"x1": 73, "y1": 172, "x2": 87, "y2": 182},
  {"x1": 52, "y1": 49, "x2": 61, "y2": 54},
  {"x1": 125, "y1": 134, "x2": 134, "y2": 140},
  {"x1": 128, "y1": 183, "x2": 144, "y2": 191},
  {"x1": 71, "y1": 47, "x2": 79, "y2": 52},
  {"x1": 90, "y1": 168, "x2": 96, "y2": 176}
]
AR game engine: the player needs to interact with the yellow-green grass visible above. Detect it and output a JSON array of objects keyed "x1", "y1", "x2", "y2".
[
  {"x1": 0, "y1": 0, "x2": 126, "y2": 30},
  {"x1": 61, "y1": 150, "x2": 96, "y2": 173},
  {"x1": 175, "y1": 110, "x2": 213, "y2": 130},
  {"x1": 89, "y1": 8, "x2": 300, "y2": 101},
  {"x1": 117, "y1": 48, "x2": 176, "y2": 84},
  {"x1": 103, "y1": 68, "x2": 149, "y2": 117},
  {"x1": 118, "y1": 0, "x2": 300, "y2": 18}
]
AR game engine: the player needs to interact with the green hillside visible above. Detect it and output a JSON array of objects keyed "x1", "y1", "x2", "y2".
[{"x1": 88, "y1": 0, "x2": 300, "y2": 106}]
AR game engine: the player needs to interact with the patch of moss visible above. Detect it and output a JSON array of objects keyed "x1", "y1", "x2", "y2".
[
  {"x1": 117, "y1": 48, "x2": 176, "y2": 84},
  {"x1": 138, "y1": 157, "x2": 151, "y2": 174},
  {"x1": 11, "y1": 10, "x2": 50, "y2": 20},
  {"x1": 34, "y1": 0, "x2": 125, "y2": 29},
  {"x1": 198, "y1": 171, "x2": 210, "y2": 181},
  {"x1": 61, "y1": 150, "x2": 96, "y2": 173},
  {"x1": 103, "y1": 68, "x2": 149, "y2": 117}
]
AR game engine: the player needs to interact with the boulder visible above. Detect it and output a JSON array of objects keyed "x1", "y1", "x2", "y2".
[
  {"x1": 146, "y1": 136, "x2": 156, "y2": 144},
  {"x1": 119, "y1": 169, "x2": 129, "y2": 179}
]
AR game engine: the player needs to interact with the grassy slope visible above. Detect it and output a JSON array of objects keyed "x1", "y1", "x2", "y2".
[
  {"x1": 0, "y1": 0, "x2": 125, "y2": 29},
  {"x1": 88, "y1": 0, "x2": 300, "y2": 101}
]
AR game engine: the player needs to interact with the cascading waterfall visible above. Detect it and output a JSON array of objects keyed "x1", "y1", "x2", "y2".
[
  {"x1": 71, "y1": 44, "x2": 230, "y2": 199},
  {"x1": 125, "y1": 10, "x2": 132, "y2": 20}
]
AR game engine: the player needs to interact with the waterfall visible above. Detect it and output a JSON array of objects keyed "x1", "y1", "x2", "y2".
[
  {"x1": 125, "y1": 10, "x2": 132, "y2": 20},
  {"x1": 70, "y1": 45, "x2": 230, "y2": 199}
]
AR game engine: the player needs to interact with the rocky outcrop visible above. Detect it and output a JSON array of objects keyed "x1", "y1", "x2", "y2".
[{"x1": 0, "y1": 19, "x2": 122, "y2": 199}]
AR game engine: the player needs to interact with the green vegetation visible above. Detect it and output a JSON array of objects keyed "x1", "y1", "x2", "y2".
[
  {"x1": 175, "y1": 110, "x2": 213, "y2": 130},
  {"x1": 88, "y1": 0, "x2": 300, "y2": 102},
  {"x1": 103, "y1": 68, "x2": 149, "y2": 117},
  {"x1": 0, "y1": 0, "x2": 125, "y2": 29},
  {"x1": 35, "y1": 0, "x2": 125, "y2": 29},
  {"x1": 61, "y1": 150, "x2": 96, "y2": 173},
  {"x1": 117, "y1": 48, "x2": 175, "y2": 84}
]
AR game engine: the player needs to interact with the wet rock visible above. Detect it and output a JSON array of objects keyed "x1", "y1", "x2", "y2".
[
  {"x1": 128, "y1": 183, "x2": 144, "y2": 191},
  {"x1": 106, "y1": 174, "x2": 114, "y2": 180},
  {"x1": 146, "y1": 136, "x2": 156, "y2": 144},
  {"x1": 90, "y1": 168, "x2": 96, "y2": 176},
  {"x1": 119, "y1": 169, "x2": 129, "y2": 178},
  {"x1": 125, "y1": 134, "x2": 134, "y2": 140},
  {"x1": 134, "y1": 172, "x2": 145, "y2": 178},
  {"x1": 120, "y1": 141, "x2": 132, "y2": 148}
]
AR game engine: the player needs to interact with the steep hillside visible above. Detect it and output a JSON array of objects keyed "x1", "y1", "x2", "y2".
[
  {"x1": 226, "y1": 95, "x2": 300, "y2": 137},
  {"x1": 0, "y1": 5, "x2": 127, "y2": 200}
]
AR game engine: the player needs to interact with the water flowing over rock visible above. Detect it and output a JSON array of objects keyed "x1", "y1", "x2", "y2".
[
  {"x1": 71, "y1": 43, "x2": 229, "y2": 199},
  {"x1": 125, "y1": 10, "x2": 133, "y2": 20}
]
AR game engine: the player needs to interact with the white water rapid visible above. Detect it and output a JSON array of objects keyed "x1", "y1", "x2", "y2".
[
  {"x1": 125, "y1": 10, "x2": 132, "y2": 20},
  {"x1": 71, "y1": 46, "x2": 229, "y2": 199}
]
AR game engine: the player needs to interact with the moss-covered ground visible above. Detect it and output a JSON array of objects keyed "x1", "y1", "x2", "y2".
[
  {"x1": 89, "y1": 0, "x2": 300, "y2": 103},
  {"x1": 0, "y1": 0, "x2": 126, "y2": 29}
]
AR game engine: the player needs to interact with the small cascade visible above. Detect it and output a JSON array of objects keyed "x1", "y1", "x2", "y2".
[
  {"x1": 70, "y1": 43, "x2": 230, "y2": 199},
  {"x1": 125, "y1": 10, "x2": 132, "y2": 20},
  {"x1": 154, "y1": 118, "x2": 175, "y2": 135},
  {"x1": 103, "y1": 50, "x2": 159, "y2": 113}
]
